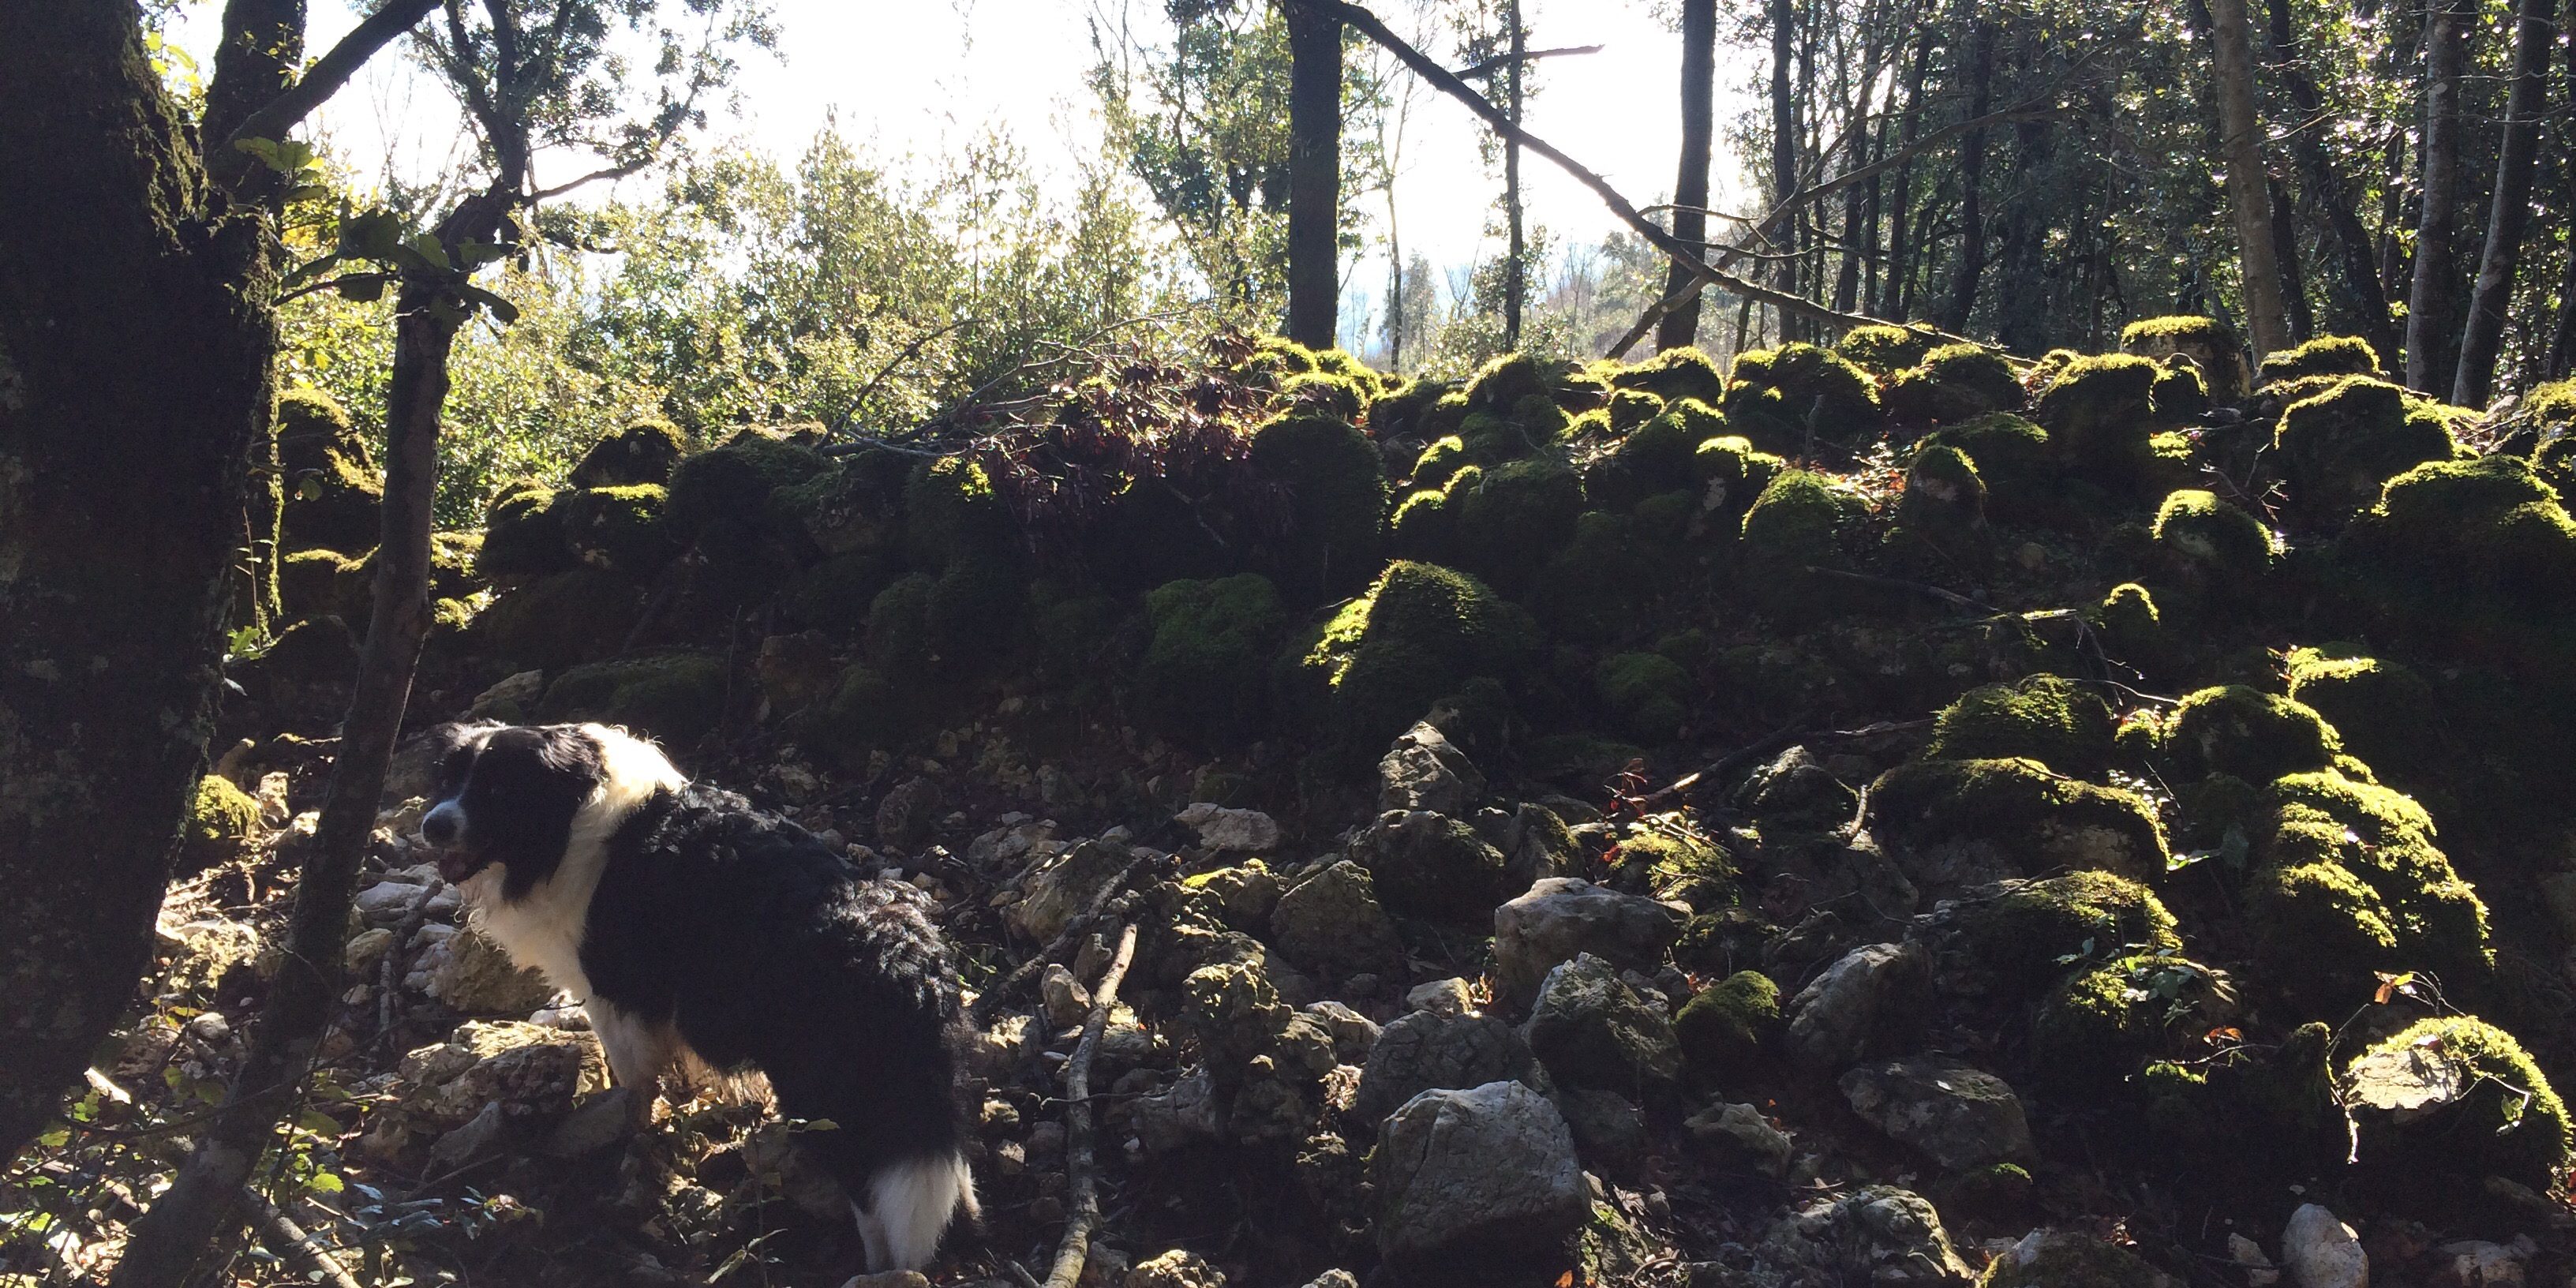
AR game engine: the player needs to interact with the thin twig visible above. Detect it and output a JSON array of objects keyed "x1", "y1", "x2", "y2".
[
  {"x1": 829, "y1": 316, "x2": 987, "y2": 440},
  {"x1": 966, "y1": 857, "x2": 1157, "y2": 1029},
  {"x1": 1041, "y1": 921, "x2": 1137, "y2": 1288},
  {"x1": 245, "y1": 1188, "x2": 362, "y2": 1288}
]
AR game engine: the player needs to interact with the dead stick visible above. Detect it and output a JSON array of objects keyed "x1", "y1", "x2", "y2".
[
  {"x1": 967, "y1": 858, "x2": 1153, "y2": 1029},
  {"x1": 245, "y1": 1188, "x2": 362, "y2": 1288},
  {"x1": 1040, "y1": 922, "x2": 1139, "y2": 1288}
]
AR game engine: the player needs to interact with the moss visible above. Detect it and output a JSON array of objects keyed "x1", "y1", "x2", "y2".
[
  {"x1": 1867, "y1": 757, "x2": 2169, "y2": 882},
  {"x1": 2150, "y1": 358, "x2": 2209, "y2": 425},
  {"x1": 2275, "y1": 377, "x2": 2462, "y2": 528},
  {"x1": 1721, "y1": 343, "x2": 1885, "y2": 451},
  {"x1": 1389, "y1": 481, "x2": 1461, "y2": 565},
  {"x1": 557, "y1": 484, "x2": 676, "y2": 578},
  {"x1": 2027, "y1": 348, "x2": 2083, "y2": 391},
  {"x1": 1886, "y1": 343, "x2": 2027, "y2": 425},
  {"x1": 2035, "y1": 951, "x2": 2233, "y2": 1087},
  {"x1": 2345, "y1": 1016, "x2": 2571, "y2": 1194},
  {"x1": 2162, "y1": 686, "x2": 2341, "y2": 782},
  {"x1": 537, "y1": 651, "x2": 729, "y2": 743},
  {"x1": 864, "y1": 574, "x2": 936, "y2": 672},
  {"x1": 2034, "y1": 354, "x2": 2160, "y2": 489},
  {"x1": 182, "y1": 774, "x2": 262, "y2": 871},
  {"x1": 1833, "y1": 324, "x2": 1932, "y2": 376},
  {"x1": 1675, "y1": 971, "x2": 1779, "y2": 1081},
  {"x1": 1923, "y1": 675, "x2": 2115, "y2": 775},
  {"x1": 2093, "y1": 583, "x2": 2165, "y2": 676},
  {"x1": 1527, "y1": 511, "x2": 1662, "y2": 644},
  {"x1": 665, "y1": 429, "x2": 827, "y2": 546},
  {"x1": 1288, "y1": 560, "x2": 1537, "y2": 751},
  {"x1": 1412, "y1": 435, "x2": 1469, "y2": 489},
  {"x1": 1462, "y1": 350, "x2": 1558, "y2": 413},
  {"x1": 1612, "y1": 345, "x2": 1728, "y2": 404},
  {"x1": 1978, "y1": 1232, "x2": 2169, "y2": 1288},
  {"x1": 1919, "y1": 412, "x2": 2054, "y2": 520},
  {"x1": 275, "y1": 387, "x2": 384, "y2": 553},
  {"x1": 1596, "y1": 651, "x2": 1693, "y2": 743},
  {"x1": 1137, "y1": 574, "x2": 1286, "y2": 747},
  {"x1": 1739, "y1": 469, "x2": 1868, "y2": 571},
  {"x1": 278, "y1": 548, "x2": 356, "y2": 620},
  {"x1": 1899, "y1": 444, "x2": 1986, "y2": 531},
  {"x1": 1961, "y1": 871, "x2": 2180, "y2": 989},
  {"x1": 2120, "y1": 315, "x2": 2247, "y2": 402},
  {"x1": 2151, "y1": 489, "x2": 2274, "y2": 601},
  {"x1": 772, "y1": 447, "x2": 911, "y2": 557},
  {"x1": 1692, "y1": 435, "x2": 1785, "y2": 517},
  {"x1": 1250, "y1": 412, "x2": 1387, "y2": 602},
  {"x1": 474, "y1": 569, "x2": 642, "y2": 670},
  {"x1": 1452, "y1": 455, "x2": 1584, "y2": 592},
  {"x1": 1606, "y1": 388, "x2": 1666, "y2": 434},
  {"x1": 1586, "y1": 402, "x2": 1710, "y2": 511},
  {"x1": 568, "y1": 418, "x2": 687, "y2": 488},
  {"x1": 2248, "y1": 770, "x2": 2490, "y2": 983},
  {"x1": 900, "y1": 454, "x2": 1010, "y2": 569},
  {"x1": 782, "y1": 549, "x2": 902, "y2": 634},
  {"x1": 1369, "y1": 377, "x2": 1457, "y2": 440},
  {"x1": 924, "y1": 552, "x2": 1025, "y2": 668},
  {"x1": 1237, "y1": 334, "x2": 1320, "y2": 384},
  {"x1": 1611, "y1": 825, "x2": 1735, "y2": 906},
  {"x1": 2339, "y1": 456, "x2": 2576, "y2": 638},
  {"x1": 1276, "y1": 369, "x2": 1370, "y2": 423},
  {"x1": 476, "y1": 480, "x2": 574, "y2": 582},
  {"x1": 2282, "y1": 647, "x2": 2438, "y2": 781},
  {"x1": 2260, "y1": 335, "x2": 2381, "y2": 384},
  {"x1": 805, "y1": 663, "x2": 904, "y2": 757}
]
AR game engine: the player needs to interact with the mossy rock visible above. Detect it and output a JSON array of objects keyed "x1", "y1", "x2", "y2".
[
  {"x1": 1234, "y1": 335, "x2": 1320, "y2": 384},
  {"x1": 1898, "y1": 443, "x2": 1986, "y2": 532},
  {"x1": 473, "y1": 569, "x2": 642, "y2": 671},
  {"x1": 275, "y1": 387, "x2": 384, "y2": 553},
  {"x1": 2033, "y1": 354, "x2": 2160, "y2": 491},
  {"x1": 1833, "y1": 324, "x2": 1932, "y2": 376},
  {"x1": 2026, "y1": 348, "x2": 2084, "y2": 391},
  {"x1": 2140, "y1": 1021, "x2": 2345, "y2": 1169},
  {"x1": 1412, "y1": 435, "x2": 1469, "y2": 489},
  {"x1": 568, "y1": 418, "x2": 687, "y2": 488},
  {"x1": 2336, "y1": 456, "x2": 2576, "y2": 656},
  {"x1": 665, "y1": 429, "x2": 828, "y2": 547},
  {"x1": 1867, "y1": 757, "x2": 2169, "y2": 884},
  {"x1": 2161, "y1": 686, "x2": 2340, "y2": 783},
  {"x1": 773, "y1": 447, "x2": 912, "y2": 559},
  {"x1": 1251, "y1": 412, "x2": 1388, "y2": 603},
  {"x1": 782, "y1": 549, "x2": 903, "y2": 634},
  {"x1": 182, "y1": 774, "x2": 262, "y2": 872},
  {"x1": 2259, "y1": 335, "x2": 2381, "y2": 385},
  {"x1": 1451, "y1": 455, "x2": 1584, "y2": 593},
  {"x1": 1462, "y1": 351, "x2": 1564, "y2": 414},
  {"x1": 1527, "y1": 510, "x2": 1672, "y2": 646},
  {"x1": 2344, "y1": 1015, "x2": 2570, "y2": 1196},
  {"x1": 477, "y1": 479, "x2": 575, "y2": 582},
  {"x1": 2151, "y1": 489, "x2": 2274, "y2": 603},
  {"x1": 1958, "y1": 871, "x2": 2180, "y2": 990},
  {"x1": 328, "y1": 531, "x2": 483, "y2": 627},
  {"x1": 2034, "y1": 951, "x2": 2234, "y2": 1088},
  {"x1": 2248, "y1": 770, "x2": 2490, "y2": 987},
  {"x1": 1612, "y1": 345, "x2": 1728, "y2": 404},
  {"x1": 1608, "y1": 825, "x2": 1735, "y2": 907},
  {"x1": 900, "y1": 453, "x2": 1012, "y2": 570},
  {"x1": 1595, "y1": 651, "x2": 1693, "y2": 744},
  {"x1": 538, "y1": 652, "x2": 729, "y2": 744},
  {"x1": 2275, "y1": 377, "x2": 2462, "y2": 529},
  {"x1": 1605, "y1": 388, "x2": 1666, "y2": 434},
  {"x1": 1389, "y1": 480, "x2": 1462, "y2": 566},
  {"x1": 1886, "y1": 343, "x2": 2026, "y2": 424},
  {"x1": 1739, "y1": 470, "x2": 1870, "y2": 601},
  {"x1": 2149, "y1": 358, "x2": 2209, "y2": 426},
  {"x1": 279, "y1": 548, "x2": 358, "y2": 620},
  {"x1": 1721, "y1": 343, "x2": 1885, "y2": 451},
  {"x1": 1693, "y1": 436, "x2": 1785, "y2": 519},
  {"x1": 558, "y1": 484, "x2": 677, "y2": 578},
  {"x1": 1286, "y1": 560, "x2": 1537, "y2": 752},
  {"x1": 1978, "y1": 1231, "x2": 2171, "y2": 1288},
  {"x1": 1919, "y1": 412, "x2": 2053, "y2": 522},
  {"x1": 1675, "y1": 970, "x2": 1779, "y2": 1082},
  {"x1": 2282, "y1": 647, "x2": 2439, "y2": 781},
  {"x1": 1369, "y1": 377, "x2": 1458, "y2": 440},
  {"x1": 1137, "y1": 574, "x2": 1287, "y2": 748},
  {"x1": 1277, "y1": 369, "x2": 1370, "y2": 422},
  {"x1": 1923, "y1": 675, "x2": 2114, "y2": 776},
  {"x1": 2119, "y1": 315, "x2": 2248, "y2": 402},
  {"x1": 1586, "y1": 400, "x2": 1717, "y2": 511},
  {"x1": 801, "y1": 662, "x2": 908, "y2": 758},
  {"x1": 2091, "y1": 583, "x2": 2166, "y2": 678}
]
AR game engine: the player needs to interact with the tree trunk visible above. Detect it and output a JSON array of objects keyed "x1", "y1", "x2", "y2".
[
  {"x1": 111, "y1": 269, "x2": 463, "y2": 1288},
  {"x1": 2551, "y1": 2, "x2": 2576, "y2": 380},
  {"x1": 2405, "y1": 0, "x2": 2473, "y2": 393},
  {"x1": 1831, "y1": 32, "x2": 1884, "y2": 317},
  {"x1": 1285, "y1": 0, "x2": 1342, "y2": 350},
  {"x1": 2451, "y1": 0, "x2": 2557, "y2": 406},
  {"x1": 1503, "y1": 0, "x2": 1526, "y2": 350},
  {"x1": 1657, "y1": 0, "x2": 1718, "y2": 351},
  {"x1": 0, "y1": 3, "x2": 282, "y2": 1167},
  {"x1": 1769, "y1": 0, "x2": 1799, "y2": 337},
  {"x1": 2268, "y1": 0, "x2": 2398, "y2": 359},
  {"x1": 1941, "y1": 14, "x2": 1995, "y2": 334},
  {"x1": 2270, "y1": 175, "x2": 2315, "y2": 341},
  {"x1": 2210, "y1": 0, "x2": 2293, "y2": 358},
  {"x1": 1994, "y1": 113, "x2": 2057, "y2": 354},
  {"x1": 1877, "y1": 30, "x2": 1933, "y2": 320}
]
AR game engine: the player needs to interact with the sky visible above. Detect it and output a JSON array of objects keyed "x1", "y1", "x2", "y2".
[{"x1": 174, "y1": 0, "x2": 1758, "y2": 350}]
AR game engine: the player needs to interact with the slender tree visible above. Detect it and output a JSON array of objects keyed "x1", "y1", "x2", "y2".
[
  {"x1": 2405, "y1": 0, "x2": 2473, "y2": 392},
  {"x1": 2551, "y1": 0, "x2": 2576, "y2": 380},
  {"x1": 2452, "y1": 0, "x2": 2559, "y2": 405},
  {"x1": 1503, "y1": 0, "x2": 1527, "y2": 348},
  {"x1": 1657, "y1": 0, "x2": 1718, "y2": 350},
  {"x1": 1285, "y1": 0, "x2": 1343, "y2": 349},
  {"x1": 0, "y1": 0, "x2": 435, "y2": 1170},
  {"x1": 1941, "y1": 12, "x2": 1995, "y2": 333},
  {"x1": 2211, "y1": 0, "x2": 2293, "y2": 358},
  {"x1": 2267, "y1": 0, "x2": 2398, "y2": 358},
  {"x1": 1769, "y1": 0, "x2": 1799, "y2": 339}
]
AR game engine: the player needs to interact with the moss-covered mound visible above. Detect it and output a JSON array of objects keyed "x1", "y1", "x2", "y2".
[
  {"x1": 2344, "y1": 1016, "x2": 2570, "y2": 1197},
  {"x1": 568, "y1": 418, "x2": 687, "y2": 488},
  {"x1": 2120, "y1": 315, "x2": 2247, "y2": 402},
  {"x1": 2274, "y1": 377, "x2": 2462, "y2": 529},
  {"x1": 275, "y1": 387, "x2": 384, "y2": 553},
  {"x1": 1884, "y1": 343, "x2": 2026, "y2": 425},
  {"x1": 2034, "y1": 950, "x2": 2235, "y2": 1088},
  {"x1": 473, "y1": 569, "x2": 644, "y2": 671},
  {"x1": 1675, "y1": 970, "x2": 1779, "y2": 1081},
  {"x1": 1897, "y1": 444, "x2": 1986, "y2": 533},
  {"x1": 1136, "y1": 575, "x2": 1287, "y2": 748},
  {"x1": 1287, "y1": 560, "x2": 1536, "y2": 751},
  {"x1": 2333, "y1": 455, "x2": 2576, "y2": 682},
  {"x1": 2160, "y1": 686, "x2": 2341, "y2": 784},
  {"x1": 2034, "y1": 354, "x2": 2160, "y2": 491},
  {"x1": 1923, "y1": 675, "x2": 2115, "y2": 775},
  {"x1": 1959, "y1": 871, "x2": 2181, "y2": 990},
  {"x1": 1868, "y1": 757, "x2": 2169, "y2": 885},
  {"x1": 1609, "y1": 345, "x2": 1727, "y2": 404},
  {"x1": 537, "y1": 652, "x2": 729, "y2": 744},
  {"x1": 2150, "y1": 490, "x2": 2273, "y2": 605},
  {"x1": 1250, "y1": 413, "x2": 1388, "y2": 603},
  {"x1": 2282, "y1": 647, "x2": 2439, "y2": 782},
  {"x1": 1833, "y1": 324, "x2": 1932, "y2": 376},
  {"x1": 2247, "y1": 770, "x2": 2490, "y2": 990},
  {"x1": 2259, "y1": 335, "x2": 2381, "y2": 384},
  {"x1": 1721, "y1": 343, "x2": 1884, "y2": 451},
  {"x1": 1585, "y1": 399, "x2": 1722, "y2": 511},
  {"x1": 182, "y1": 774, "x2": 263, "y2": 872},
  {"x1": 1919, "y1": 412, "x2": 2053, "y2": 519},
  {"x1": 665, "y1": 428, "x2": 829, "y2": 548}
]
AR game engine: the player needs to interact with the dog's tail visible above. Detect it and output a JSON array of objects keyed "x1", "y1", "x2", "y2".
[{"x1": 853, "y1": 1150, "x2": 976, "y2": 1272}]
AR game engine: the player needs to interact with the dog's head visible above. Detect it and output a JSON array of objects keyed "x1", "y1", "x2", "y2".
[{"x1": 418, "y1": 722, "x2": 607, "y2": 894}]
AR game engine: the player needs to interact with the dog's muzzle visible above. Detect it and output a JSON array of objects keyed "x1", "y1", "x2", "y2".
[{"x1": 420, "y1": 801, "x2": 485, "y2": 883}]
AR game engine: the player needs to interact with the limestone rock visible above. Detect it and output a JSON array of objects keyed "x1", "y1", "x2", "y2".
[
  {"x1": 1520, "y1": 953, "x2": 1680, "y2": 1096},
  {"x1": 1687, "y1": 1101, "x2": 1792, "y2": 1176},
  {"x1": 1491, "y1": 877, "x2": 1683, "y2": 1010},
  {"x1": 2282, "y1": 1205, "x2": 2368, "y2": 1288},
  {"x1": 1351, "y1": 809, "x2": 1515, "y2": 921},
  {"x1": 425, "y1": 928, "x2": 556, "y2": 1017},
  {"x1": 1175, "y1": 802, "x2": 1282, "y2": 853},
  {"x1": 1838, "y1": 1054, "x2": 2033, "y2": 1170},
  {"x1": 1757, "y1": 1185, "x2": 1973, "y2": 1287},
  {"x1": 1268, "y1": 859, "x2": 1405, "y2": 978},
  {"x1": 1353, "y1": 1009, "x2": 1548, "y2": 1125},
  {"x1": 1784, "y1": 942, "x2": 1930, "y2": 1073},
  {"x1": 1125, "y1": 1249, "x2": 1226, "y2": 1288},
  {"x1": 1379, "y1": 720, "x2": 1485, "y2": 815},
  {"x1": 1372, "y1": 1080, "x2": 1590, "y2": 1264}
]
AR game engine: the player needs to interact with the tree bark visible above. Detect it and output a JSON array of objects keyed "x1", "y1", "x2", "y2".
[
  {"x1": 1769, "y1": 0, "x2": 1799, "y2": 339},
  {"x1": 2267, "y1": 0, "x2": 2398, "y2": 360},
  {"x1": 2549, "y1": 1, "x2": 2576, "y2": 380},
  {"x1": 1657, "y1": 0, "x2": 1718, "y2": 351},
  {"x1": 1941, "y1": 14, "x2": 1995, "y2": 334},
  {"x1": 0, "y1": 2, "x2": 282, "y2": 1169},
  {"x1": 1285, "y1": 0, "x2": 1342, "y2": 350},
  {"x1": 2210, "y1": 0, "x2": 2293, "y2": 359},
  {"x1": 1503, "y1": 0, "x2": 1527, "y2": 350},
  {"x1": 2270, "y1": 174, "x2": 2315, "y2": 341},
  {"x1": 1878, "y1": 30, "x2": 1933, "y2": 320},
  {"x1": 2450, "y1": 0, "x2": 2557, "y2": 406},
  {"x1": 2405, "y1": 0, "x2": 2473, "y2": 393}
]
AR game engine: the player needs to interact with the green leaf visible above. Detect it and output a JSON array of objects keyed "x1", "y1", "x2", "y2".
[
  {"x1": 407, "y1": 234, "x2": 452, "y2": 271},
  {"x1": 335, "y1": 274, "x2": 388, "y2": 304},
  {"x1": 284, "y1": 253, "x2": 340, "y2": 290},
  {"x1": 455, "y1": 284, "x2": 519, "y2": 324}
]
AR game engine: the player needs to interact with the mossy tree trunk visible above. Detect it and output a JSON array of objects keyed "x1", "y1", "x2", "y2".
[
  {"x1": 1283, "y1": 0, "x2": 1341, "y2": 352},
  {"x1": 0, "y1": 4, "x2": 285, "y2": 1168},
  {"x1": 2403, "y1": 0, "x2": 2473, "y2": 394},
  {"x1": 1656, "y1": 0, "x2": 1717, "y2": 352},
  {"x1": 2210, "y1": 0, "x2": 2293, "y2": 361},
  {"x1": 2448, "y1": 0, "x2": 2556, "y2": 407}
]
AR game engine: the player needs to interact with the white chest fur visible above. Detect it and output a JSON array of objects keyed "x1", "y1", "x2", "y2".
[{"x1": 454, "y1": 725, "x2": 684, "y2": 1003}]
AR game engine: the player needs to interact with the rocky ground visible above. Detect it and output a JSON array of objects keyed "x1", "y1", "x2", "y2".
[{"x1": 9, "y1": 324, "x2": 2576, "y2": 1288}]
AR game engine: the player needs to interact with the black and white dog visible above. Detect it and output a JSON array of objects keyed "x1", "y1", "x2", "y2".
[{"x1": 416, "y1": 721, "x2": 975, "y2": 1274}]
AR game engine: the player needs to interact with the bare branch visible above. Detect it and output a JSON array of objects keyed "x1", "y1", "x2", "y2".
[
  {"x1": 212, "y1": 0, "x2": 444, "y2": 189},
  {"x1": 1040, "y1": 922, "x2": 1140, "y2": 1288},
  {"x1": 1454, "y1": 43, "x2": 1604, "y2": 79}
]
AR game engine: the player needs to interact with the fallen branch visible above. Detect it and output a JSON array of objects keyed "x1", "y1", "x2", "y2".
[
  {"x1": 1641, "y1": 715, "x2": 1937, "y2": 813},
  {"x1": 1040, "y1": 922, "x2": 1139, "y2": 1288},
  {"x1": 245, "y1": 1188, "x2": 362, "y2": 1288},
  {"x1": 967, "y1": 856, "x2": 1159, "y2": 1029}
]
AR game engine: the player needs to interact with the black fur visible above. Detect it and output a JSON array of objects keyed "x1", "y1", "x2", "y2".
[
  {"x1": 423, "y1": 724, "x2": 603, "y2": 896},
  {"x1": 585, "y1": 781, "x2": 967, "y2": 1187}
]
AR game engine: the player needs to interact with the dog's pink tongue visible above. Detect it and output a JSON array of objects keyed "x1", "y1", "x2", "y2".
[{"x1": 436, "y1": 851, "x2": 477, "y2": 884}]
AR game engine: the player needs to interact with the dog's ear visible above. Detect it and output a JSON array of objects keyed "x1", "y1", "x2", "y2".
[{"x1": 421, "y1": 721, "x2": 496, "y2": 757}]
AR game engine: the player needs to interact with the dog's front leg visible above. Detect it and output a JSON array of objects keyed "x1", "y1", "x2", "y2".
[{"x1": 586, "y1": 1002, "x2": 676, "y2": 1126}]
